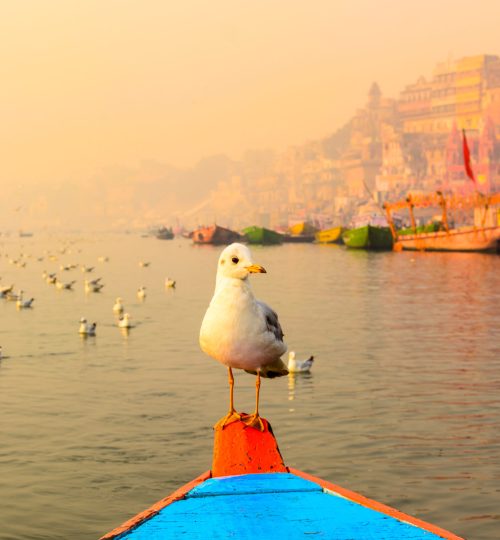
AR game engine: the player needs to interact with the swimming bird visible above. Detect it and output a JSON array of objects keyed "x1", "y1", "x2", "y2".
[
  {"x1": 287, "y1": 351, "x2": 314, "y2": 373},
  {"x1": 79, "y1": 318, "x2": 96, "y2": 336},
  {"x1": 56, "y1": 280, "x2": 76, "y2": 290},
  {"x1": 137, "y1": 286, "x2": 146, "y2": 300},
  {"x1": 139, "y1": 261, "x2": 151, "y2": 267},
  {"x1": 165, "y1": 277, "x2": 176, "y2": 288},
  {"x1": 81, "y1": 265, "x2": 94, "y2": 273},
  {"x1": 84, "y1": 279, "x2": 104, "y2": 293},
  {"x1": 0, "y1": 284, "x2": 14, "y2": 298},
  {"x1": 113, "y1": 297, "x2": 124, "y2": 315},
  {"x1": 200, "y1": 243, "x2": 287, "y2": 431},
  {"x1": 46, "y1": 273, "x2": 57, "y2": 284},
  {"x1": 118, "y1": 313, "x2": 132, "y2": 328},
  {"x1": 16, "y1": 294, "x2": 35, "y2": 309}
]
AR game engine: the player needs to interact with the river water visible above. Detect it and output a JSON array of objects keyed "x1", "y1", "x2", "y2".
[{"x1": 0, "y1": 234, "x2": 499, "y2": 540}]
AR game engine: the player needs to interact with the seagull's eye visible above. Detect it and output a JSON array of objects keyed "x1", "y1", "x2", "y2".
[{"x1": 231, "y1": 257, "x2": 239, "y2": 264}]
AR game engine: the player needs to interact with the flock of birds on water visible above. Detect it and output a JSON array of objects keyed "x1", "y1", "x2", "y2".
[{"x1": 0, "y1": 241, "x2": 315, "y2": 417}]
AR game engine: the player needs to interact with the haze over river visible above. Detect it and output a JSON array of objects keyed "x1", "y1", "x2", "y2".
[{"x1": 1, "y1": 234, "x2": 499, "y2": 540}]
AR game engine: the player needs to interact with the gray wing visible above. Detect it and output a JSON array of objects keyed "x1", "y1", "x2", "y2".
[{"x1": 257, "y1": 300, "x2": 284, "y2": 342}]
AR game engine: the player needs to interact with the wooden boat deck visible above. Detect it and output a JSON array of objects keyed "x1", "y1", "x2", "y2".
[
  {"x1": 105, "y1": 471, "x2": 461, "y2": 539},
  {"x1": 101, "y1": 420, "x2": 463, "y2": 540}
]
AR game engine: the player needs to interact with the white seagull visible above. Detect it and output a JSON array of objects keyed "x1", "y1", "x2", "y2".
[
  {"x1": 200, "y1": 243, "x2": 288, "y2": 431},
  {"x1": 79, "y1": 318, "x2": 96, "y2": 336},
  {"x1": 16, "y1": 294, "x2": 35, "y2": 309},
  {"x1": 287, "y1": 351, "x2": 314, "y2": 373},
  {"x1": 137, "y1": 286, "x2": 146, "y2": 300},
  {"x1": 118, "y1": 313, "x2": 132, "y2": 328},
  {"x1": 113, "y1": 297, "x2": 124, "y2": 315},
  {"x1": 165, "y1": 277, "x2": 176, "y2": 288}
]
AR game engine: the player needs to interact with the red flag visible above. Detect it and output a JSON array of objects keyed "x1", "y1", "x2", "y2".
[{"x1": 462, "y1": 129, "x2": 476, "y2": 183}]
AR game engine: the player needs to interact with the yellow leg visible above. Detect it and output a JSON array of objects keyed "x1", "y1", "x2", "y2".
[
  {"x1": 214, "y1": 367, "x2": 242, "y2": 429},
  {"x1": 243, "y1": 370, "x2": 265, "y2": 431}
]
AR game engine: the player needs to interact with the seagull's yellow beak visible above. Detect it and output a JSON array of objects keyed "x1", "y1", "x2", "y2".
[{"x1": 246, "y1": 264, "x2": 267, "y2": 273}]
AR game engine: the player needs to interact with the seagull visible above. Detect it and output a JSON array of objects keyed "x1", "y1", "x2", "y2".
[
  {"x1": 46, "y1": 273, "x2": 57, "y2": 284},
  {"x1": 139, "y1": 261, "x2": 151, "y2": 267},
  {"x1": 165, "y1": 277, "x2": 176, "y2": 288},
  {"x1": 56, "y1": 280, "x2": 76, "y2": 290},
  {"x1": 84, "y1": 279, "x2": 104, "y2": 293},
  {"x1": 79, "y1": 317, "x2": 96, "y2": 336},
  {"x1": 137, "y1": 286, "x2": 146, "y2": 300},
  {"x1": 200, "y1": 243, "x2": 288, "y2": 431},
  {"x1": 287, "y1": 351, "x2": 314, "y2": 373},
  {"x1": 81, "y1": 265, "x2": 94, "y2": 273},
  {"x1": 0, "y1": 284, "x2": 14, "y2": 298},
  {"x1": 118, "y1": 313, "x2": 132, "y2": 328},
  {"x1": 113, "y1": 297, "x2": 124, "y2": 315},
  {"x1": 16, "y1": 294, "x2": 35, "y2": 309}
]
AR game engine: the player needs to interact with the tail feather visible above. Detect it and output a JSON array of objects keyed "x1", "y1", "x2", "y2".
[{"x1": 245, "y1": 357, "x2": 288, "y2": 378}]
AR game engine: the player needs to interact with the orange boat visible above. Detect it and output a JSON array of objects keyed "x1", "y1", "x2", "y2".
[
  {"x1": 192, "y1": 224, "x2": 242, "y2": 245},
  {"x1": 384, "y1": 191, "x2": 500, "y2": 252}
]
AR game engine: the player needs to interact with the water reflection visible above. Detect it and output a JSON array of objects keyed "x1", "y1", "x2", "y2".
[{"x1": 287, "y1": 372, "x2": 314, "y2": 407}]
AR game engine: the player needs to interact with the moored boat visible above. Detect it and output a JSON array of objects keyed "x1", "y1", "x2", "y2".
[
  {"x1": 342, "y1": 225, "x2": 393, "y2": 250},
  {"x1": 384, "y1": 192, "x2": 500, "y2": 252},
  {"x1": 192, "y1": 224, "x2": 241, "y2": 245},
  {"x1": 155, "y1": 226, "x2": 174, "y2": 240},
  {"x1": 242, "y1": 226, "x2": 283, "y2": 245},
  {"x1": 100, "y1": 419, "x2": 464, "y2": 540},
  {"x1": 315, "y1": 226, "x2": 344, "y2": 244}
]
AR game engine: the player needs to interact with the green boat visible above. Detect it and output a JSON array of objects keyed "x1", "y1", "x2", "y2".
[
  {"x1": 242, "y1": 226, "x2": 283, "y2": 245},
  {"x1": 342, "y1": 225, "x2": 393, "y2": 250}
]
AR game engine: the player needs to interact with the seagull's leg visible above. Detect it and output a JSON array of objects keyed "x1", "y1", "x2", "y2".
[
  {"x1": 214, "y1": 367, "x2": 242, "y2": 429},
  {"x1": 243, "y1": 370, "x2": 265, "y2": 431}
]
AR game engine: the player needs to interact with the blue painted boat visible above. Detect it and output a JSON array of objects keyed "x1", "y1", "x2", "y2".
[{"x1": 100, "y1": 419, "x2": 464, "y2": 540}]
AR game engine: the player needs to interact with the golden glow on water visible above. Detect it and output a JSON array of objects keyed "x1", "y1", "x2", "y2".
[{"x1": 0, "y1": 234, "x2": 499, "y2": 540}]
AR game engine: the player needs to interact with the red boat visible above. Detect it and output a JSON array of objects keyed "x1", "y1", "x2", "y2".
[{"x1": 192, "y1": 224, "x2": 241, "y2": 245}]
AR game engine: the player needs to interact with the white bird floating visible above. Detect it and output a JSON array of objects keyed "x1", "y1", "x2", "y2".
[
  {"x1": 56, "y1": 280, "x2": 76, "y2": 290},
  {"x1": 46, "y1": 273, "x2": 57, "y2": 284},
  {"x1": 0, "y1": 284, "x2": 14, "y2": 298},
  {"x1": 137, "y1": 286, "x2": 146, "y2": 300},
  {"x1": 97, "y1": 256, "x2": 109, "y2": 263},
  {"x1": 118, "y1": 313, "x2": 132, "y2": 329},
  {"x1": 79, "y1": 318, "x2": 96, "y2": 336},
  {"x1": 287, "y1": 351, "x2": 314, "y2": 373},
  {"x1": 81, "y1": 265, "x2": 94, "y2": 273},
  {"x1": 113, "y1": 297, "x2": 124, "y2": 315},
  {"x1": 139, "y1": 261, "x2": 151, "y2": 267},
  {"x1": 16, "y1": 294, "x2": 35, "y2": 309},
  {"x1": 6, "y1": 289, "x2": 23, "y2": 302},
  {"x1": 200, "y1": 243, "x2": 288, "y2": 432},
  {"x1": 84, "y1": 279, "x2": 104, "y2": 293},
  {"x1": 165, "y1": 277, "x2": 176, "y2": 288}
]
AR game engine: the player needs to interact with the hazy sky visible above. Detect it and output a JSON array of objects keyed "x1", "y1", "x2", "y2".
[{"x1": 1, "y1": 0, "x2": 499, "y2": 187}]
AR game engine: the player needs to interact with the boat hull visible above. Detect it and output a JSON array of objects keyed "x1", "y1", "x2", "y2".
[
  {"x1": 315, "y1": 226, "x2": 343, "y2": 244},
  {"x1": 101, "y1": 470, "x2": 463, "y2": 540},
  {"x1": 282, "y1": 234, "x2": 315, "y2": 243},
  {"x1": 396, "y1": 225, "x2": 500, "y2": 252},
  {"x1": 192, "y1": 225, "x2": 241, "y2": 245},
  {"x1": 242, "y1": 226, "x2": 283, "y2": 245},
  {"x1": 343, "y1": 225, "x2": 393, "y2": 250}
]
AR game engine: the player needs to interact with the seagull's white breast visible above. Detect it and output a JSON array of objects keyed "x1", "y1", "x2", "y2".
[{"x1": 200, "y1": 279, "x2": 286, "y2": 371}]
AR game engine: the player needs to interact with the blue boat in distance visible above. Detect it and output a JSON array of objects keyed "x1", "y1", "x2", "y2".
[{"x1": 100, "y1": 419, "x2": 464, "y2": 540}]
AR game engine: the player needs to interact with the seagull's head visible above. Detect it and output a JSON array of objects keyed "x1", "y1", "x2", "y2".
[{"x1": 217, "y1": 243, "x2": 266, "y2": 281}]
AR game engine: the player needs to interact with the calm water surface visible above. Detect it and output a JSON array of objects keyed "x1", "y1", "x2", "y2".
[{"x1": 0, "y1": 234, "x2": 499, "y2": 540}]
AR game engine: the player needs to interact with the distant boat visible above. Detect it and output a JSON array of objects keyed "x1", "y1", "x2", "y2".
[
  {"x1": 242, "y1": 226, "x2": 283, "y2": 245},
  {"x1": 315, "y1": 226, "x2": 344, "y2": 244},
  {"x1": 155, "y1": 226, "x2": 174, "y2": 240},
  {"x1": 342, "y1": 203, "x2": 394, "y2": 250},
  {"x1": 384, "y1": 192, "x2": 500, "y2": 252},
  {"x1": 100, "y1": 419, "x2": 464, "y2": 540},
  {"x1": 281, "y1": 221, "x2": 317, "y2": 243},
  {"x1": 192, "y1": 224, "x2": 242, "y2": 245},
  {"x1": 342, "y1": 225, "x2": 393, "y2": 250}
]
